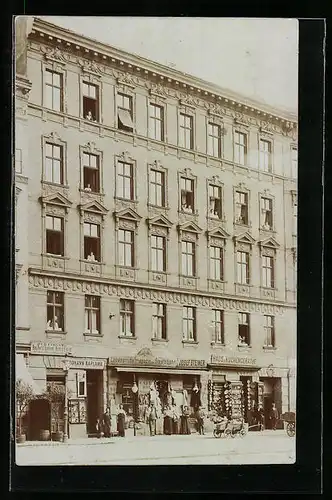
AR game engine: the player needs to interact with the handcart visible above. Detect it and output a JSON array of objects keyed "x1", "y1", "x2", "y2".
[
  {"x1": 213, "y1": 416, "x2": 229, "y2": 438},
  {"x1": 226, "y1": 418, "x2": 247, "y2": 438},
  {"x1": 281, "y1": 412, "x2": 296, "y2": 437}
]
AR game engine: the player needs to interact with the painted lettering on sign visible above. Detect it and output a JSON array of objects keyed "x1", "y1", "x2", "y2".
[
  {"x1": 210, "y1": 355, "x2": 257, "y2": 366},
  {"x1": 69, "y1": 358, "x2": 105, "y2": 370},
  {"x1": 31, "y1": 341, "x2": 72, "y2": 355},
  {"x1": 108, "y1": 356, "x2": 207, "y2": 369}
]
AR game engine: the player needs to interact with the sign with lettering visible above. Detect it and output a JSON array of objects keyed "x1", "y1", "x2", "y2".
[
  {"x1": 31, "y1": 341, "x2": 72, "y2": 355},
  {"x1": 68, "y1": 358, "x2": 105, "y2": 370},
  {"x1": 210, "y1": 355, "x2": 258, "y2": 367},
  {"x1": 108, "y1": 356, "x2": 207, "y2": 370}
]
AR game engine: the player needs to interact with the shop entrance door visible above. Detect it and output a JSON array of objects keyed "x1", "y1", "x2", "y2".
[
  {"x1": 155, "y1": 379, "x2": 169, "y2": 408},
  {"x1": 86, "y1": 370, "x2": 103, "y2": 435},
  {"x1": 260, "y1": 377, "x2": 282, "y2": 429},
  {"x1": 28, "y1": 398, "x2": 50, "y2": 440}
]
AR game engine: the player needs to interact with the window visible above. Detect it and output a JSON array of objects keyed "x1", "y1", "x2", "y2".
[
  {"x1": 291, "y1": 147, "x2": 298, "y2": 178},
  {"x1": 209, "y1": 185, "x2": 222, "y2": 219},
  {"x1": 45, "y1": 143, "x2": 63, "y2": 185},
  {"x1": 181, "y1": 177, "x2": 194, "y2": 213},
  {"x1": 46, "y1": 291, "x2": 64, "y2": 331},
  {"x1": 259, "y1": 139, "x2": 272, "y2": 172},
  {"x1": 181, "y1": 240, "x2": 195, "y2": 277},
  {"x1": 234, "y1": 131, "x2": 247, "y2": 165},
  {"x1": 152, "y1": 303, "x2": 166, "y2": 340},
  {"x1": 238, "y1": 312, "x2": 250, "y2": 346},
  {"x1": 45, "y1": 69, "x2": 63, "y2": 112},
  {"x1": 84, "y1": 295, "x2": 101, "y2": 335},
  {"x1": 83, "y1": 153, "x2": 100, "y2": 193},
  {"x1": 15, "y1": 148, "x2": 22, "y2": 173},
  {"x1": 149, "y1": 103, "x2": 164, "y2": 141},
  {"x1": 212, "y1": 310, "x2": 224, "y2": 344},
  {"x1": 179, "y1": 113, "x2": 193, "y2": 149},
  {"x1": 149, "y1": 169, "x2": 165, "y2": 206},
  {"x1": 210, "y1": 245, "x2": 224, "y2": 281},
  {"x1": 264, "y1": 315, "x2": 275, "y2": 347},
  {"x1": 82, "y1": 82, "x2": 99, "y2": 122},
  {"x1": 262, "y1": 255, "x2": 275, "y2": 288},
  {"x1": 46, "y1": 215, "x2": 64, "y2": 256},
  {"x1": 76, "y1": 372, "x2": 87, "y2": 397},
  {"x1": 117, "y1": 93, "x2": 133, "y2": 132},
  {"x1": 151, "y1": 235, "x2": 166, "y2": 272},
  {"x1": 117, "y1": 162, "x2": 134, "y2": 200},
  {"x1": 120, "y1": 299, "x2": 135, "y2": 337},
  {"x1": 182, "y1": 306, "x2": 196, "y2": 341},
  {"x1": 118, "y1": 229, "x2": 134, "y2": 267},
  {"x1": 261, "y1": 197, "x2": 273, "y2": 230},
  {"x1": 208, "y1": 122, "x2": 222, "y2": 158},
  {"x1": 84, "y1": 222, "x2": 100, "y2": 261},
  {"x1": 235, "y1": 191, "x2": 248, "y2": 224},
  {"x1": 237, "y1": 251, "x2": 250, "y2": 284}
]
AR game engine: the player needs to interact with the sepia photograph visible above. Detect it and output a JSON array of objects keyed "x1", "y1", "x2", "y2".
[{"x1": 14, "y1": 16, "x2": 298, "y2": 466}]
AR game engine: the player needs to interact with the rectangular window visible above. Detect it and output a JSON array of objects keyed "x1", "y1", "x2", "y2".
[
  {"x1": 83, "y1": 153, "x2": 100, "y2": 193},
  {"x1": 82, "y1": 82, "x2": 99, "y2": 122},
  {"x1": 76, "y1": 372, "x2": 87, "y2": 398},
  {"x1": 237, "y1": 251, "x2": 250, "y2": 284},
  {"x1": 264, "y1": 315, "x2": 275, "y2": 347},
  {"x1": 208, "y1": 184, "x2": 222, "y2": 219},
  {"x1": 235, "y1": 191, "x2": 248, "y2": 225},
  {"x1": 291, "y1": 147, "x2": 298, "y2": 178},
  {"x1": 238, "y1": 312, "x2": 250, "y2": 346},
  {"x1": 15, "y1": 148, "x2": 22, "y2": 173},
  {"x1": 84, "y1": 295, "x2": 101, "y2": 335},
  {"x1": 120, "y1": 299, "x2": 135, "y2": 337},
  {"x1": 149, "y1": 169, "x2": 165, "y2": 207},
  {"x1": 152, "y1": 303, "x2": 166, "y2": 340},
  {"x1": 151, "y1": 235, "x2": 166, "y2": 272},
  {"x1": 210, "y1": 245, "x2": 224, "y2": 281},
  {"x1": 46, "y1": 291, "x2": 64, "y2": 331},
  {"x1": 261, "y1": 197, "x2": 273, "y2": 230},
  {"x1": 149, "y1": 103, "x2": 164, "y2": 141},
  {"x1": 262, "y1": 255, "x2": 275, "y2": 288},
  {"x1": 181, "y1": 177, "x2": 194, "y2": 213},
  {"x1": 117, "y1": 93, "x2": 133, "y2": 132},
  {"x1": 118, "y1": 229, "x2": 134, "y2": 267},
  {"x1": 179, "y1": 113, "x2": 193, "y2": 149},
  {"x1": 208, "y1": 122, "x2": 222, "y2": 158},
  {"x1": 182, "y1": 306, "x2": 196, "y2": 341},
  {"x1": 46, "y1": 215, "x2": 64, "y2": 256},
  {"x1": 259, "y1": 139, "x2": 272, "y2": 172},
  {"x1": 234, "y1": 131, "x2": 247, "y2": 165},
  {"x1": 84, "y1": 222, "x2": 100, "y2": 261},
  {"x1": 45, "y1": 69, "x2": 62, "y2": 112},
  {"x1": 181, "y1": 240, "x2": 195, "y2": 277},
  {"x1": 117, "y1": 162, "x2": 134, "y2": 200},
  {"x1": 212, "y1": 309, "x2": 224, "y2": 344},
  {"x1": 45, "y1": 143, "x2": 63, "y2": 185}
]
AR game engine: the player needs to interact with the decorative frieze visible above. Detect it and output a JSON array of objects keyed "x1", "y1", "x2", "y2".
[{"x1": 28, "y1": 272, "x2": 287, "y2": 315}]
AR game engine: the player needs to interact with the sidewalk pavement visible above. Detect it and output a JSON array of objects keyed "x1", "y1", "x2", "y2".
[{"x1": 16, "y1": 429, "x2": 287, "y2": 446}]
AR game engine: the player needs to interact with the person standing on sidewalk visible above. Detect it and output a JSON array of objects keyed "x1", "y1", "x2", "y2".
[
  {"x1": 148, "y1": 402, "x2": 158, "y2": 436},
  {"x1": 270, "y1": 402, "x2": 279, "y2": 430},
  {"x1": 196, "y1": 406, "x2": 205, "y2": 435},
  {"x1": 102, "y1": 407, "x2": 111, "y2": 438},
  {"x1": 180, "y1": 405, "x2": 191, "y2": 435},
  {"x1": 117, "y1": 404, "x2": 127, "y2": 437}
]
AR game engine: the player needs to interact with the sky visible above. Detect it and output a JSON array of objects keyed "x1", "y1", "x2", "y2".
[{"x1": 40, "y1": 17, "x2": 298, "y2": 113}]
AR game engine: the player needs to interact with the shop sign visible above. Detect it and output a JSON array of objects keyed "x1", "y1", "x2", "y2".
[
  {"x1": 31, "y1": 341, "x2": 72, "y2": 355},
  {"x1": 108, "y1": 356, "x2": 207, "y2": 369},
  {"x1": 68, "y1": 358, "x2": 105, "y2": 370},
  {"x1": 210, "y1": 355, "x2": 257, "y2": 367}
]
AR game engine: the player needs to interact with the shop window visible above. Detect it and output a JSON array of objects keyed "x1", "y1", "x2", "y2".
[
  {"x1": 84, "y1": 295, "x2": 101, "y2": 335},
  {"x1": 261, "y1": 197, "x2": 273, "y2": 230},
  {"x1": 120, "y1": 299, "x2": 135, "y2": 337},
  {"x1": 180, "y1": 177, "x2": 194, "y2": 213},
  {"x1": 149, "y1": 168, "x2": 165, "y2": 207},
  {"x1": 116, "y1": 161, "x2": 134, "y2": 200},
  {"x1": 83, "y1": 153, "x2": 100, "y2": 193},
  {"x1": 181, "y1": 240, "x2": 196, "y2": 277},
  {"x1": 84, "y1": 222, "x2": 100, "y2": 262},
  {"x1": 151, "y1": 235, "x2": 166, "y2": 272},
  {"x1": 45, "y1": 142, "x2": 64, "y2": 185},
  {"x1": 210, "y1": 245, "x2": 224, "y2": 281},
  {"x1": 237, "y1": 250, "x2": 250, "y2": 284},
  {"x1": 182, "y1": 306, "x2": 196, "y2": 342},
  {"x1": 46, "y1": 215, "x2": 64, "y2": 256},
  {"x1": 152, "y1": 303, "x2": 166, "y2": 340},
  {"x1": 238, "y1": 312, "x2": 250, "y2": 346},
  {"x1": 46, "y1": 291, "x2": 64, "y2": 331},
  {"x1": 117, "y1": 93, "x2": 133, "y2": 132},
  {"x1": 208, "y1": 184, "x2": 222, "y2": 219},
  {"x1": 264, "y1": 315, "x2": 275, "y2": 347},
  {"x1": 82, "y1": 82, "x2": 99, "y2": 122},
  {"x1": 212, "y1": 309, "x2": 224, "y2": 344},
  {"x1": 235, "y1": 191, "x2": 248, "y2": 225},
  {"x1": 118, "y1": 229, "x2": 134, "y2": 267}
]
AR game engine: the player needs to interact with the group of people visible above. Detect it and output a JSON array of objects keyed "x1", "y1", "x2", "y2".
[
  {"x1": 96, "y1": 404, "x2": 127, "y2": 438},
  {"x1": 248, "y1": 402, "x2": 279, "y2": 431}
]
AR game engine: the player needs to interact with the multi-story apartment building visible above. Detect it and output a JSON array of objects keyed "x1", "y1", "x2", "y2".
[{"x1": 15, "y1": 17, "x2": 297, "y2": 439}]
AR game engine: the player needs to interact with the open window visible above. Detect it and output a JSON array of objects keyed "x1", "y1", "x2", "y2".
[
  {"x1": 208, "y1": 185, "x2": 222, "y2": 219},
  {"x1": 261, "y1": 197, "x2": 273, "y2": 230},
  {"x1": 83, "y1": 153, "x2": 100, "y2": 193},
  {"x1": 117, "y1": 93, "x2": 133, "y2": 132},
  {"x1": 181, "y1": 177, "x2": 194, "y2": 213},
  {"x1": 46, "y1": 215, "x2": 64, "y2": 256},
  {"x1": 238, "y1": 312, "x2": 250, "y2": 346},
  {"x1": 235, "y1": 191, "x2": 248, "y2": 225},
  {"x1": 82, "y1": 82, "x2": 99, "y2": 122},
  {"x1": 84, "y1": 222, "x2": 100, "y2": 262},
  {"x1": 85, "y1": 295, "x2": 101, "y2": 335}
]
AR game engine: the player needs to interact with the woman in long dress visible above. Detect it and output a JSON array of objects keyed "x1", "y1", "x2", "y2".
[
  {"x1": 117, "y1": 404, "x2": 126, "y2": 437},
  {"x1": 163, "y1": 406, "x2": 173, "y2": 435},
  {"x1": 172, "y1": 405, "x2": 180, "y2": 435},
  {"x1": 180, "y1": 405, "x2": 191, "y2": 435}
]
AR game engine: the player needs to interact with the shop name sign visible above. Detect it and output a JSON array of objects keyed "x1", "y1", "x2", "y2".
[
  {"x1": 69, "y1": 358, "x2": 105, "y2": 370},
  {"x1": 210, "y1": 355, "x2": 257, "y2": 366},
  {"x1": 31, "y1": 341, "x2": 72, "y2": 355},
  {"x1": 108, "y1": 356, "x2": 206, "y2": 369}
]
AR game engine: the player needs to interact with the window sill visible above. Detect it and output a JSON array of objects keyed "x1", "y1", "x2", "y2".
[
  {"x1": 237, "y1": 344, "x2": 252, "y2": 350},
  {"x1": 182, "y1": 340, "x2": 199, "y2": 345},
  {"x1": 83, "y1": 332, "x2": 103, "y2": 337},
  {"x1": 148, "y1": 203, "x2": 169, "y2": 210},
  {"x1": 263, "y1": 346, "x2": 277, "y2": 351},
  {"x1": 233, "y1": 221, "x2": 251, "y2": 228},
  {"x1": 118, "y1": 335, "x2": 137, "y2": 340},
  {"x1": 41, "y1": 181, "x2": 69, "y2": 189},
  {"x1": 82, "y1": 117, "x2": 100, "y2": 125},
  {"x1": 260, "y1": 226, "x2": 275, "y2": 232},
  {"x1": 45, "y1": 330, "x2": 66, "y2": 335},
  {"x1": 44, "y1": 253, "x2": 68, "y2": 260},
  {"x1": 80, "y1": 188, "x2": 104, "y2": 196},
  {"x1": 82, "y1": 259, "x2": 103, "y2": 264},
  {"x1": 151, "y1": 338, "x2": 168, "y2": 343},
  {"x1": 207, "y1": 215, "x2": 225, "y2": 222},
  {"x1": 179, "y1": 209, "x2": 198, "y2": 216},
  {"x1": 115, "y1": 197, "x2": 138, "y2": 204}
]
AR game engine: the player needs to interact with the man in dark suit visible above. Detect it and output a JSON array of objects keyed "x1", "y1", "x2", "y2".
[{"x1": 102, "y1": 407, "x2": 111, "y2": 438}]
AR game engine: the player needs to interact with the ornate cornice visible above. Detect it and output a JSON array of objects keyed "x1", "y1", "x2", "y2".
[
  {"x1": 28, "y1": 269, "x2": 293, "y2": 315},
  {"x1": 28, "y1": 18, "x2": 297, "y2": 133}
]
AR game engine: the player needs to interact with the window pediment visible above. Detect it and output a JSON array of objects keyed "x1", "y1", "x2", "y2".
[
  {"x1": 178, "y1": 221, "x2": 202, "y2": 234},
  {"x1": 147, "y1": 214, "x2": 173, "y2": 229},
  {"x1": 259, "y1": 236, "x2": 280, "y2": 249},
  {"x1": 207, "y1": 227, "x2": 230, "y2": 240},
  {"x1": 114, "y1": 207, "x2": 141, "y2": 223},
  {"x1": 79, "y1": 200, "x2": 108, "y2": 215},
  {"x1": 233, "y1": 231, "x2": 255, "y2": 245},
  {"x1": 40, "y1": 192, "x2": 72, "y2": 208}
]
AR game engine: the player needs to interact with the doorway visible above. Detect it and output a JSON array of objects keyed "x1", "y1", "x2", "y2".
[
  {"x1": 28, "y1": 398, "x2": 50, "y2": 440},
  {"x1": 86, "y1": 370, "x2": 103, "y2": 435},
  {"x1": 260, "y1": 377, "x2": 282, "y2": 429}
]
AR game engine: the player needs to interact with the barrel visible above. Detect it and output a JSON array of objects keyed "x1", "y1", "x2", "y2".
[{"x1": 39, "y1": 429, "x2": 50, "y2": 441}]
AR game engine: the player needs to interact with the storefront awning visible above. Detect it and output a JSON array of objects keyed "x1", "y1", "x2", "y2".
[
  {"x1": 16, "y1": 354, "x2": 43, "y2": 395},
  {"x1": 115, "y1": 367, "x2": 204, "y2": 375}
]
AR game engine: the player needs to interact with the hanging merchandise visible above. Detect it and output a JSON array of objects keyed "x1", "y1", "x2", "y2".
[
  {"x1": 182, "y1": 388, "x2": 189, "y2": 408},
  {"x1": 191, "y1": 380, "x2": 201, "y2": 409}
]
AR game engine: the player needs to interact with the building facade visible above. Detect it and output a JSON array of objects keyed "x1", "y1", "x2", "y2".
[{"x1": 15, "y1": 17, "x2": 297, "y2": 438}]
